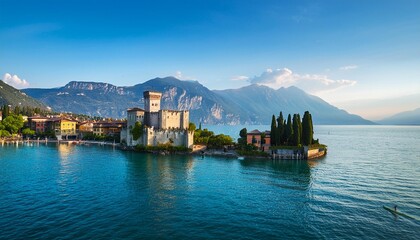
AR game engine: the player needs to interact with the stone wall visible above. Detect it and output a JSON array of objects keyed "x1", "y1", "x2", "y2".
[
  {"x1": 123, "y1": 126, "x2": 193, "y2": 148},
  {"x1": 306, "y1": 147, "x2": 327, "y2": 159},
  {"x1": 159, "y1": 110, "x2": 188, "y2": 129},
  {"x1": 143, "y1": 127, "x2": 193, "y2": 148}
]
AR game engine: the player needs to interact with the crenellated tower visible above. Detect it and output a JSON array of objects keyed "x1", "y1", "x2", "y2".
[{"x1": 143, "y1": 91, "x2": 162, "y2": 112}]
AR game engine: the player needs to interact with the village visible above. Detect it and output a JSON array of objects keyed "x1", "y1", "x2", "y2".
[{"x1": 1, "y1": 90, "x2": 326, "y2": 160}]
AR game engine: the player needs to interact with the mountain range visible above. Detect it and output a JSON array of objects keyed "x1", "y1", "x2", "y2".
[
  {"x1": 377, "y1": 108, "x2": 420, "y2": 125},
  {"x1": 0, "y1": 80, "x2": 48, "y2": 110},
  {"x1": 21, "y1": 77, "x2": 373, "y2": 125}
]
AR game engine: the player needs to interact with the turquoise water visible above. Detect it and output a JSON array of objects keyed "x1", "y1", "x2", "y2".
[{"x1": 0, "y1": 126, "x2": 419, "y2": 239}]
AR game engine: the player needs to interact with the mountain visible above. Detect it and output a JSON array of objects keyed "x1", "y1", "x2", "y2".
[
  {"x1": 215, "y1": 85, "x2": 373, "y2": 125},
  {"x1": 0, "y1": 80, "x2": 48, "y2": 110},
  {"x1": 377, "y1": 108, "x2": 420, "y2": 125},
  {"x1": 24, "y1": 81, "x2": 139, "y2": 117},
  {"x1": 22, "y1": 77, "x2": 373, "y2": 125}
]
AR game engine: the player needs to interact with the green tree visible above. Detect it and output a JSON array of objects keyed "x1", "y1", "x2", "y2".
[
  {"x1": 13, "y1": 106, "x2": 20, "y2": 115},
  {"x1": 0, "y1": 130, "x2": 11, "y2": 137},
  {"x1": 270, "y1": 115, "x2": 277, "y2": 146},
  {"x1": 238, "y1": 128, "x2": 247, "y2": 145},
  {"x1": 302, "y1": 111, "x2": 313, "y2": 146},
  {"x1": 261, "y1": 132, "x2": 266, "y2": 144},
  {"x1": 22, "y1": 128, "x2": 35, "y2": 136},
  {"x1": 131, "y1": 122, "x2": 143, "y2": 140},
  {"x1": 194, "y1": 128, "x2": 214, "y2": 145},
  {"x1": 239, "y1": 128, "x2": 247, "y2": 139},
  {"x1": 188, "y1": 122, "x2": 196, "y2": 131},
  {"x1": 2, "y1": 114, "x2": 24, "y2": 134},
  {"x1": 284, "y1": 114, "x2": 293, "y2": 145},
  {"x1": 207, "y1": 134, "x2": 234, "y2": 149},
  {"x1": 2, "y1": 105, "x2": 10, "y2": 119},
  {"x1": 277, "y1": 111, "x2": 284, "y2": 145},
  {"x1": 292, "y1": 114, "x2": 301, "y2": 146},
  {"x1": 198, "y1": 122, "x2": 202, "y2": 130}
]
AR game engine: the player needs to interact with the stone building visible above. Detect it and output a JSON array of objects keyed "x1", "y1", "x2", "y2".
[{"x1": 121, "y1": 91, "x2": 194, "y2": 148}]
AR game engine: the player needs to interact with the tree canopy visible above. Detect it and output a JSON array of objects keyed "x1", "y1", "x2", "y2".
[
  {"x1": 131, "y1": 121, "x2": 143, "y2": 140},
  {"x1": 2, "y1": 114, "x2": 24, "y2": 134},
  {"x1": 269, "y1": 111, "x2": 315, "y2": 147}
]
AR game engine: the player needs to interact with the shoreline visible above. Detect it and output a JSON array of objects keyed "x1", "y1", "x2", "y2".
[{"x1": 1, "y1": 139, "x2": 325, "y2": 160}]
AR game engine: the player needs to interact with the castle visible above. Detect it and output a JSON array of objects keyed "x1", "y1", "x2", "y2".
[{"x1": 121, "y1": 91, "x2": 194, "y2": 148}]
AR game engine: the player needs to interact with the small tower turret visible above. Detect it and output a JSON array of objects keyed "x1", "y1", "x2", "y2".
[{"x1": 144, "y1": 91, "x2": 162, "y2": 112}]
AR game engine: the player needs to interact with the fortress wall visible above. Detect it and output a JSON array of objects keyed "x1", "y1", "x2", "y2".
[
  {"x1": 143, "y1": 127, "x2": 194, "y2": 148},
  {"x1": 160, "y1": 110, "x2": 187, "y2": 129}
]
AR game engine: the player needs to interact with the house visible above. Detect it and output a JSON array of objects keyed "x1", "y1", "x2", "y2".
[
  {"x1": 93, "y1": 121, "x2": 125, "y2": 137},
  {"x1": 27, "y1": 116, "x2": 78, "y2": 139},
  {"x1": 79, "y1": 121, "x2": 94, "y2": 133},
  {"x1": 27, "y1": 117, "x2": 51, "y2": 134},
  {"x1": 121, "y1": 91, "x2": 194, "y2": 148},
  {"x1": 48, "y1": 117, "x2": 78, "y2": 139},
  {"x1": 246, "y1": 129, "x2": 271, "y2": 152}
]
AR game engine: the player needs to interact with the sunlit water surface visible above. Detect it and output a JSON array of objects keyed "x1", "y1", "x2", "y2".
[{"x1": 0, "y1": 126, "x2": 419, "y2": 239}]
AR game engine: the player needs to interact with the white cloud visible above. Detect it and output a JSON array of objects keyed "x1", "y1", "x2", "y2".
[
  {"x1": 339, "y1": 65, "x2": 358, "y2": 70},
  {"x1": 249, "y1": 68, "x2": 356, "y2": 94},
  {"x1": 231, "y1": 75, "x2": 249, "y2": 81},
  {"x1": 175, "y1": 70, "x2": 183, "y2": 79},
  {"x1": 173, "y1": 70, "x2": 196, "y2": 81},
  {"x1": 2, "y1": 73, "x2": 30, "y2": 88}
]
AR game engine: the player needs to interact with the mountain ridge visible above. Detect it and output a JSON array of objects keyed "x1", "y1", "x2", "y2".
[
  {"x1": 22, "y1": 77, "x2": 374, "y2": 125},
  {"x1": 0, "y1": 80, "x2": 49, "y2": 110},
  {"x1": 377, "y1": 108, "x2": 420, "y2": 125}
]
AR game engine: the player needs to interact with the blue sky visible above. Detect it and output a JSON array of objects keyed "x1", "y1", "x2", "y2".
[{"x1": 1, "y1": 0, "x2": 419, "y2": 120}]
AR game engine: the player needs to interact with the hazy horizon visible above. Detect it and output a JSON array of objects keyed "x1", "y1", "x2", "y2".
[{"x1": 1, "y1": 0, "x2": 419, "y2": 120}]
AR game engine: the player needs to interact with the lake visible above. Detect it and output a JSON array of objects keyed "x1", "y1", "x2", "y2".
[{"x1": 0, "y1": 125, "x2": 419, "y2": 239}]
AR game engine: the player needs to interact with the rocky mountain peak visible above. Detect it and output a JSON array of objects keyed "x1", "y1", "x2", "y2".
[{"x1": 64, "y1": 81, "x2": 129, "y2": 95}]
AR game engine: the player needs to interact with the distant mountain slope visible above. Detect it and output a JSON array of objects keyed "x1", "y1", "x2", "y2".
[
  {"x1": 22, "y1": 77, "x2": 373, "y2": 125},
  {"x1": 23, "y1": 81, "x2": 139, "y2": 118},
  {"x1": 0, "y1": 80, "x2": 48, "y2": 110},
  {"x1": 377, "y1": 108, "x2": 420, "y2": 125},
  {"x1": 215, "y1": 85, "x2": 373, "y2": 125},
  {"x1": 126, "y1": 77, "x2": 245, "y2": 124}
]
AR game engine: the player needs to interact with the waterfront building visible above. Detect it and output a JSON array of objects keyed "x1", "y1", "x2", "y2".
[
  {"x1": 93, "y1": 121, "x2": 126, "y2": 137},
  {"x1": 79, "y1": 121, "x2": 94, "y2": 133},
  {"x1": 49, "y1": 117, "x2": 78, "y2": 139},
  {"x1": 27, "y1": 116, "x2": 78, "y2": 139},
  {"x1": 121, "y1": 91, "x2": 194, "y2": 148},
  {"x1": 246, "y1": 129, "x2": 271, "y2": 152},
  {"x1": 27, "y1": 117, "x2": 51, "y2": 134}
]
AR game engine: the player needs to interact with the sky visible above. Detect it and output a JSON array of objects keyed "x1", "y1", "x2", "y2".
[{"x1": 1, "y1": 0, "x2": 419, "y2": 120}]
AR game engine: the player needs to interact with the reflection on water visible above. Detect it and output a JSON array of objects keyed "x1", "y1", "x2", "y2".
[
  {"x1": 240, "y1": 158, "x2": 314, "y2": 190},
  {"x1": 124, "y1": 152, "x2": 197, "y2": 218}
]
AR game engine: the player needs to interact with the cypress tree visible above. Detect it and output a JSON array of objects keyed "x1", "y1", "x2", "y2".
[
  {"x1": 298, "y1": 114, "x2": 303, "y2": 145},
  {"x1": 308, "y1": 112, "x2": 314, "y2": 144},
  {"x1": 302, "y1": 111, "x2": 308, "y2": 145},
  {"x1": 292, "y1": 114, "x2": 301, "y2": 146},
  {"x1": 285, "y1": 114, "x2": 292, "y2": 145},
  {"x1": 302, "y1": 111, "x2": 313, "y2": 146},
  {"x1": 277, "y1": 112, "x2": 284, "y2": 145},
  {"x1": 270, "y1": 115, "x2": 277, "y2": 146},
  {"x1": 2, "y1": 105, "x2": 10, "y2": 119}
]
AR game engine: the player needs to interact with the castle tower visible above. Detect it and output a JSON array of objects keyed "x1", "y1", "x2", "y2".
[{"x1": 143, "y1": 91, "x2": 162, "y2": 112}]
